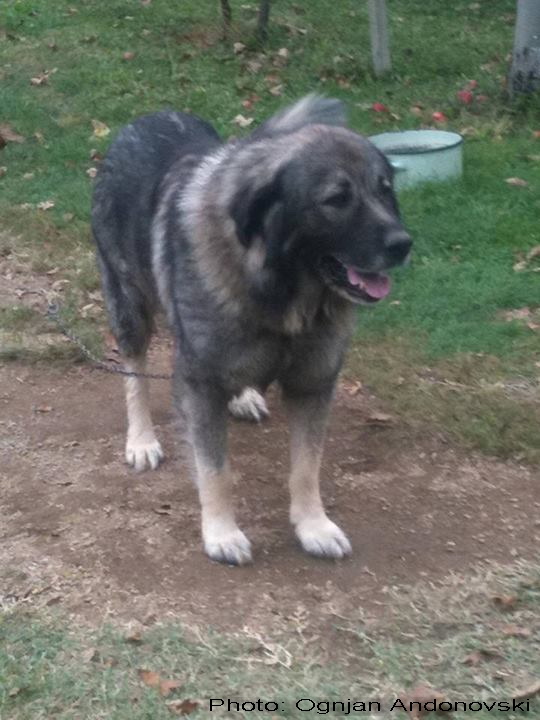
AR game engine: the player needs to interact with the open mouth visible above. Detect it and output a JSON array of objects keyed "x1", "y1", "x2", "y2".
[{"x1": 319, "y1": 256, "x2": 391, "y2": 304}]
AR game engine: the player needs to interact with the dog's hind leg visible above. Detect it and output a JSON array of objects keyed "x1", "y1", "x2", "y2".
[
  {"x1": 180, "y1": 381, "x2": 252, "y2": 565},
  {"x1": 284, "y1": 387, "x2": 352, "y2": 559},
  {"x1": 97, "y1": 253, "x2": 164, "y2": 472},
  {"x1": 228, "y1": 387, "x2": 269, "y2": 422},
  {"x1": 124, "y1": 355, "x2": 164, "y2": 472}
]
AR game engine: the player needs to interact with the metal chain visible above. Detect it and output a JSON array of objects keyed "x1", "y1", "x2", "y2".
[{"x1": 46, "y1": 302, "x2": 172, "y2": 380}]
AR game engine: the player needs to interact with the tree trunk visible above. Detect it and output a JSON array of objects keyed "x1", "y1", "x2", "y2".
[
  {"x1": 368, "y1": 0, "x2": 391, "y2": 77},
  {"x1": 220, "y1": 0, "x2": 232, "y2": 31},
  {"x1": 257, "y1": 0, "x2": 271, "y2": 41},
  {"x1": 509, "y1": 0, "x2": 540, "y2": 96}
]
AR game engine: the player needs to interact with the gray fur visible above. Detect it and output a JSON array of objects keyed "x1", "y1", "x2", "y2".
[{"x1": 91, "y1": 96, "x2": 411, "y2": 565}]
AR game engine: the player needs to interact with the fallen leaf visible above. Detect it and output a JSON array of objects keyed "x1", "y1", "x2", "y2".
[
  {"x1": 462, "y1": 648, "x2": 502, "y2": 665},
  {"x1": 457, "y1": 89, "x2": 473, "y2": 104},
  {"x1": 501, "y1": 624, "x2": 532, "y2": 638},
  {"x1": 159, "y1": 679, "x2": 184, "y2": 697},
  {"x1": 81, "y1": 647, "x2": 101, "y2": 663},
  {"x1": 138, "y1": 669, "x2": 161, "y2": 689},
  {"x1": 432, "y1": 111, "x2": 448, "y2": 123},
  {"x1": 92, "y1": 120, "x2": 111, "y2": 138},
  {"x1": 513, "y1": 679, "x2": 540, "y2": 701},
  {"x1": 36, "y1": 405, "x2": 53, "y2": 413},
  {"x1": 86, "y1": 167, "x2": 98, "y2": 178},
  {"x1": 277, "y1": 47, "x2": 289, "y2": 59},
  {"x1": 533, "y1": 131, "x2": 540, "y2": 139},
  {"x1": 122, "y1": 51, "x2": 136, "y2": 61},
  {"x1": 505, "y1": 177, "x2": 528, "y2": 187},
  {"x1": 232, "y1": 114, "x2": 254, "y2": 128},
  {"x1": 166, "y1": 698, "x2": 201, "y2": 715},
  {"x1": 526, "y1": 245, "x2": 540, "y2": 262},
  {"x1": 138, "y1": 669, "x2": 185, "y2": 699},
  {"x1": 37, "y1": 200, "x2": 55, "y2": 210},
  {"x1": 0, "y1": 166, "x2": 6, "y2": 177},
  {"x1": 493, "y1": 594, "x2": 519, "y2": 610},
  {"x1": 233, "y1": 42, "x2": 246, "y2": 54},
  {"x1": 30, "y1": 71, "x2": 50, "y2": 86},
  {"x1": 0, "y1": 123, "x2": 25, "y2": 144},
  {"x1": 269, "y1": 84, "x2": 283, "y2": 97},
  {"x1": 348, "y1": 381, "x2": 363, "y2": 396},
  {"x1": 366, "y1": 412, "x2": 395, "y2": 425}
]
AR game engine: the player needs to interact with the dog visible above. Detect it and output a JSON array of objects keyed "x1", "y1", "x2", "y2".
[{"x1": 91, "y1": 95, "x2": 411, "y2": 565}]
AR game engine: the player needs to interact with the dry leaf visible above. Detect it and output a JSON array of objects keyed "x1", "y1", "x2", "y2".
[
  {"x1": 36, "y1": 405, "x2": 53, "y2": 413},
  {"x1": 86, "y1": 167, "x2": 98, "y2": 178},
  {"x1": 348, "y1": 380, "x2": 363, "y2": 396},
  {"x1": 513, "y1": 679, "x2": 540, "y2": 701},
  {"x1": 269, "y1": 84, "x2": 284, "y2": 97},
  {"x1": 366, "y1": 412, "x2": 395, "y2": 425},
  {"x1": 92, "y1": 120, "x2": 111, "y2": 138},
  {"x1": 0, "y1": 123, "x2": 25, "y2": 144},
  {"x1": 166, "y1": 698, "x2": 201, "y2": 715},
  {"x1": 277, "y1": 47, "x2": 289, "y2": 60},
  {"x1": 462, "y1": 648, "x2": 502, "y2": 665},
  {"x1": 138, "y1": 669, "x2": 161, "y2": 689},
  {"x1": 505, "y1": 177, "x2": 528, "y2": 187},
  {"x1": 501, "y1": 624, "x2": 532, "y2": 638},
  {"x1": 122, "y1": 51, "x2": 136, "y2": 61},
  {"x1": 232, "y1": 114, "x2": 254, "y2": 128},
  {"x1": 233, "y1": 42, "x2": 246, "y2": 54},
  {"x1": 159, "y1": 679, "x2": 184, "y2": 697},
  {"x1": 37, "y1": 200, "x2": 55, "y2": 210},
  {"x1": 30, "y1": 71, "x2": 50, "y2": 86},
  {"x1": 493, "y1": 594, "x2": 519, "y2": 610}
]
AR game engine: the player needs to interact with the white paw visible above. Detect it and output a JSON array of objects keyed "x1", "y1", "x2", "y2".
[
  {"x1": 228, "y1": 388, "x2": 269, "y2": 422},
  {"x1": 125, "y1": 433, "x2": 164, "y2": 472},
  {"x1": 203, "y1": 520, "x2": 253, "y2": 566},
  {"x1": 294, "y1": 515, "x2": 352, "y2": 559}
]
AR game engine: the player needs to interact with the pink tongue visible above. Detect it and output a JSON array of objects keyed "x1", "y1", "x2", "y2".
[{"x1": 346, "y1": 268, "x2": 391, "y2": 299}]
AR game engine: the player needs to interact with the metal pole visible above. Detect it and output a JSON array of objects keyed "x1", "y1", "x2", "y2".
[{"x1": 369, "y1": 0, "x2": 391, "y2": 77}]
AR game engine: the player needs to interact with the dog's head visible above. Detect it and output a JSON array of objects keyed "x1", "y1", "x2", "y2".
[{"x1": 229, "y1": 99, "x2": 411, "y2": 307}]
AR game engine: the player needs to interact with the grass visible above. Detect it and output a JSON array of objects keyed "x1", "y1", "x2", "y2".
[
  {"x1": 1, "y1": 4, "x2": 540, "y2": 715},
  {"x1": 2, "y1": 0, "x2": 539, "y2": 452},
  {"x1": 1, "y1": 560, "x2": 538, "y2": 718}
]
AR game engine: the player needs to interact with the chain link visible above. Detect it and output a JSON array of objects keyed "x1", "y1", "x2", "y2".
[{"x1": 46, "y1": 302, "x2": 172, "y2": 380}]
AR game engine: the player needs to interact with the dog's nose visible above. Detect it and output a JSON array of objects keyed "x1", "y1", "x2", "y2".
[{"x1": 385, "y1": 229, "x2": 412, "y2": 265}]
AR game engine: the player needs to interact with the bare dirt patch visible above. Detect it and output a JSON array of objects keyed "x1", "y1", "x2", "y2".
[{"x1": 1, "y1": 354, "x2": 539, "y2": 640}]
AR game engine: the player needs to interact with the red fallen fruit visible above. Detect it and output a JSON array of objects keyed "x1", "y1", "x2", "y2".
[
  {"x1": 372, "y1": 102, "x2": 389, "y2": 113},
  {"x1": 432, "y1": 111, "x2": 448, "y2": 123},
  {"x1": 457, "y1": 89, "x2": 474, "y2": 104}
]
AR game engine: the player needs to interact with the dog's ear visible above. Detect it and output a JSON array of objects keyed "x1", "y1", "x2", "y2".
[{"x1": 229, "y1": 170, "x2": 284, "y2": 247}]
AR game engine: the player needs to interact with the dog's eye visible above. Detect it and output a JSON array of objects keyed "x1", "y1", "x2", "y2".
[{"x1": 323, "y1": 184, "x2": 352, "y2": 208}]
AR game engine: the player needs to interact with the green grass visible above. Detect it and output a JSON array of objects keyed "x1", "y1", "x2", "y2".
[
  {"x1": 1, "y1": 560, "x2": 538, "y2": 719},
  {"x1": 2, "y1": 0, "x2": 539, "y2": 457}
]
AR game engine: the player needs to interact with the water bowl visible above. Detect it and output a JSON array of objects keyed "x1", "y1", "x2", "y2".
[{"x1": 369, "y1": 129, "x2": 463, "y2": 190}]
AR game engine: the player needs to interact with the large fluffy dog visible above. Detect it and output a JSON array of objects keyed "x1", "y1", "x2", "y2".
[{"x1": 91, "y1": 96, "x2": 411, "y2": 565}]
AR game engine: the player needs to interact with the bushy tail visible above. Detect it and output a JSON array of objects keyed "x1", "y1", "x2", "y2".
[{"x1": 250, "y1": 94, "x2": 347, "y2": 139}]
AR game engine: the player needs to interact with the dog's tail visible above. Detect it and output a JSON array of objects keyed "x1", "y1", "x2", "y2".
[{"x1": 250, "y1": 94, "x2": 347, "y2": 139}]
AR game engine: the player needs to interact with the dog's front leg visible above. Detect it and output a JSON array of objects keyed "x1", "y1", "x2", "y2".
[
  {"x1": 284, "y1": 387, "x2": 352, "y2": 559},
  {"x1": 181, "y1": 383, "x2": 252, "y2": 566}
]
